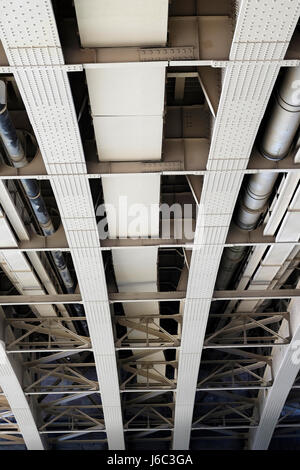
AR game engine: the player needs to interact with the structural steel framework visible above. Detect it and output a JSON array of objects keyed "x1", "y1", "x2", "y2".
[{"x1": 0, "y1": 0, "x2": 298, "y2": 452}]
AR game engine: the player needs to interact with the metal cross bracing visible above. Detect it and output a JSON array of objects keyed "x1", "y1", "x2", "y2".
[
  {"x1": 37, "y1": 395, "x2": 106, "y2": 445},
  {"x1": 118, "y1": 357, "x2": 178, "y2": 391},
  {"x1": 24, "y1": 363, "x2": 99, "y2": 394},
  {"x1": 1, "y1": 295, "x2": 300, "y2": 448},
  {"x1": 204, "y1": 312, "x2": 291, "y2": 348},
  {"x1": 192, "y1": 397, "x2": 258, "y2": 429},
  {"x1": 5, "y1": 316, "x2": 91, "y2": 352},
  {"x1": 3, "y1": 306, "x2": 293, "y2": 352},
  {"x1": 113, "y1": 313, "x2": 182, "y2": 349},
  {"x1": 197, "y1": 343, "x2": 275, "y2": 388},
  {"x1": 36, "y1": 392, "x2": 106, "y2": 444},
  {"x1": 0, "y1": 395, "x2": 24, "y2": 448}
]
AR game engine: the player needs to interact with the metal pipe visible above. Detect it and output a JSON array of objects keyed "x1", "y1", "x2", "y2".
[
  {"x1": 20, "y1": 179, "x2": 75, "y2": 292},
  {"x1": 216, "y1": 66, "x2": 300, "y2": 288},
  {"x1": 215, "y1": 246, "x2": 247, "y2": 291},
  {"x1": 0, "y1": 81, "x2": 85, "y2": 328},
  {"x1": 234, "y1": 172, "x2": 278, "y2": 231},
  {"x1": 0, "y1": 82, "x2": 27, "y2": 168},
  {"x1": 260, "y1": 65, "x2": 300, "y2": 161},
  {"x1": 235, "y1": 66, "x2": 300, "y2": 232}
]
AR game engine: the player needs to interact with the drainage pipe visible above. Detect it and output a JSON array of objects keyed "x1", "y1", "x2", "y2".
[{"x1": 0, "y1": 82, "x2": 86, "y2": 329}]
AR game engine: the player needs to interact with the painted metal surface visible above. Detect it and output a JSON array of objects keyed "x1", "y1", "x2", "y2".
[{"x1": 74, "y1": 0, "x2": 169, "y2": 47}]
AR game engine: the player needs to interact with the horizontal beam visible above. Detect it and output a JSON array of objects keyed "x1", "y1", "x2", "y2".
[
  {"x1": 196, "y1": 386, "x2": 271, "y2": 391},
  {"x1": 22, "y1": 385, "x2": 287, "y2": 394},
  {"x1": 8, "y1": 344, "x2": 282, "y2": 353},
  {"x1": 7, "y1": 316, "x2": 87, "y2": 322},
  {"x1": 0, "y1": 145, "x2": 299, "y2": 180},
  {"x1": 101, "y1": 238, "x2": 192, "y2": 249},
  {"x1": 27, "y1": 422, "x2": 292, "y2": 433},
  {"x1": 1, "y1": 167, "x2": 300, "y2": 180},
  {"x1": 212, "y1": 289, "x2": 300, "y2": 301},
  {"x1": 0, "y1": 295, "x2": 82, "y2": 305},
  {"x1": 2, "y1": 226, "x2": 300, "y2": 253},
  {"x1": 110, "y1": 289, "x2": 300, "y2": 302},
  {"x1": 203, "y1": 343, "x2": 286, "y2": 349},
  {"x1": 2, "y1": 289, "x2": 298, "y2": 306},
  {"x1": 7, "y1": 349, "x2": 92, "y2": 354},
  {"x1": 109, "y1": 292, "x2": 186, "y2": 302}
]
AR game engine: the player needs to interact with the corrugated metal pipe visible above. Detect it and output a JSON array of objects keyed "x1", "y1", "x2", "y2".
[
  {"x1": 236, "y1": 65, "x2": 300, "y2": 232},
  {"x1": 215, "y1": 246, "x2": 248, "y2": 291},
  {"x1": 234, "y1": 172, "x2": 278, "y2": 231},
  {"x1": 216, "y1": 66, "x2": 300, "y2": 289},
  {"x1": 21, "y1": 180, "x2": 76, "y2": 293},
  {"x1": 260, "y1": 65, "x2": 300, "y2": 161},
  {"x1": 0, "y1": 81, "x2": 87, "y2": 331}
]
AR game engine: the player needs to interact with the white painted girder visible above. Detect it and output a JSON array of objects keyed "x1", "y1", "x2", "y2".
[
  {"x1": 0, "y1": 0, "x2": 124, "y2": 449},
  {"x1": 172, "y1": 0, "x2": 300, "y2": 450},
  {"x1": 0, "y1": 325, "x2": 44, "y2": 449},
  {"x1": 222, "y1": 172, "x2": 300, "y2": 450},
  {"x1": 0, "y1": 181, "x2": 29, "y2": 242},
  {"x1": 249, "y1": 296, "x2": 300, "y2": 450},
  {"x1": 263, "y1": 174, "x2": 300, "y2": 237},
  {"x1": 246, "y1": 180, "x2": 300, "y2": 449}
]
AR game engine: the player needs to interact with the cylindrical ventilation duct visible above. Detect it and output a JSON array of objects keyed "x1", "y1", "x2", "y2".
[
  {"x1": 216, "y1": 66, "x2": 300, "y2": 290},
  {"x1": 260, "y1": 65, "x2": 300, "y2": 161},
  {"x1": 0, "y1": 81, "x2": 27, "y2": 168},
  {"x1": 0, "y1": 80, "x2": 86, "y2": 329},
  {"x1": 215, "y1": 246, "x2": 247, "y2": 290},
  {"x1": 235, "y1": 172, "x2": 278, "y2": 231},
  {"x1": 235, "y1": 65, "x2": 300, "y2": 232},
  {"x1": 21, "y1": 180, "x2": 75, "y2": 292}
]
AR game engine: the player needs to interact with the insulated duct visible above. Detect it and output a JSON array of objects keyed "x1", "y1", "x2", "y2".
[
  {"x1": 235, "y1": 66, "x2": 300, "y2": 232},
  {"x1": 260, "y1": 65, "x2": 300, "y2": 161},
  {"x1": 0, "y1": 80, "x2": 85, "y2": 328},
  {"x1": 216, "y1": 66, "x2": 300, "y2": 289},
  {"x1": 215, "y1": 246, "x2": 247, "y2": 291},
  {"x1": 0, "y1": 82, "x2": 27, "y2": 168},
  {"x1": 235, "y1": 172, "x2": 278, "y2": 231}
]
